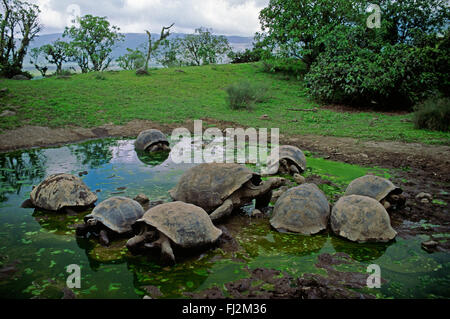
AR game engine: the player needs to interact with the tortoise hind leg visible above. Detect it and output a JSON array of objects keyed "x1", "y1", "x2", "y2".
[
  {"x1": 209, "y1": 199, "x2": 234, "y2": 223},
  {"x1": 159, "y1": 234, "x2": 175, "y2": 265},
  {"x1": 99, "y1": 229, "x2": 110, "y2": 246}
]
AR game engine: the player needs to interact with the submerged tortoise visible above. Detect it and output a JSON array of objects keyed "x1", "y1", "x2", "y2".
[
  {"x1": 21, "y1": 173, "x2": 97, "y2": 212},
  {"x1": 270, "y1": 184, "x2": 330, "y2": 235},
  {"x1": 126, "y1": 202, "x2": 222, "y2": 264},
  {"x1": 330, "y1": 195, "x2": 397, "y2": 243},
  {"x1": 345, "y1": 175, "x2": 405, "y2": 210},
  {"x1": 169, "y1": 163, "x2": 285, "y2": 222},
  {"x1": 76, "y1": 196, "x2": 145, "y2": 246},
  {"x1": 135, "y1": 129, "x2": 170, "y2": 152},
  {"x1": 266, "y1": 145, "x2": 307, "y2": 176}
]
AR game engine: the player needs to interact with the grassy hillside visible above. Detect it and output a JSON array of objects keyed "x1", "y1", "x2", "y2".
[{"x1": 1, "y1": 63, "x2": 449, "y2": 145}]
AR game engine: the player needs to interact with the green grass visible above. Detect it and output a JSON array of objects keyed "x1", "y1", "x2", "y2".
[{"x1": 1, "y1": 63, "x2": 449, "y2": 145}]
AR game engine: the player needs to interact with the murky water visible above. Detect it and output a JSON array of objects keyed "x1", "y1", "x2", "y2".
[{"x1": 0, "y1": 139, "x2": 448, "y2": 299}]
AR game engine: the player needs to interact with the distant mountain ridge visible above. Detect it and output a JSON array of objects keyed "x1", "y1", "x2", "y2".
[{"x1": 25, "y1": 32, "x2": 254, "y2": 68}]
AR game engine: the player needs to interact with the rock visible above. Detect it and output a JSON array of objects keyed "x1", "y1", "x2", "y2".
[
  {"x1": 416, "y1": 192, "x2": 432, "y2": 203},
  {"x1": 134, "y1": 194, "x2": 150, "y2": 205},
  {"x1": 11, "y1": 74, "x2": 30, "y2": 80},
  {"x1": 61, "y1": 287, "x2": 76, "y2": 299},
  {"x1": 136, "y1": 68, "x2": 149, "y2": 76},
  {"x1": 0, "y1": 87, "x2": 9, "y2": 96},
  {"x1": 251, "y1": 209, "x2": 264, "y2": 218},
  {"x1": 260, "y1": 114, "x2": 270, "y2": 120},
  {"x1": 293, "y1": 174, "x2": 306, "y2": 185},
  {"x1": 78, "y1": 171, "x2": 88, "y2": 177},
  {"x1": 143, "y1": 285, "x2": 162, "y2": 298},
  {"x1": 0, "y1": 110, "x2": 16, "y2": 117},
  {"x1": 421, "y1": 240, "x2": 438, "y2": 253}
]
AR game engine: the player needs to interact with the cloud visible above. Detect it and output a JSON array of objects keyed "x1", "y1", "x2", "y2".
[{"x1": 28, "y1": 0, "x2": 269, "y2": 36}]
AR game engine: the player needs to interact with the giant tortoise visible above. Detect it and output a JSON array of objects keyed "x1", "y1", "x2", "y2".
[
  {"x1": 21, "y1": 173, "x2": 97, "y2": 212},
  {"x1": 76, "y1": 196, "x2": 145, "y2": 246},
  {"x1": 126, "y1": 202, "x2": 222, "y2": 264},
  {"x1": 135, "y1": 129, "x2": 171, "y2": 152},
  {"x1": 345, "y1": 175, "x2": 405, "y2": 210},
  {"x1": 266, "y1": 145, "x2": 307, "y2": 176},
  {"x1": 270, "y1": 183, "x2": 330, "y2": 235},
  {"x1": 330, "y1": 195, "x2": 397, "y2": 243},
  {"x1": 169, "y1": 163, "x2": 285, "y2": 222}
]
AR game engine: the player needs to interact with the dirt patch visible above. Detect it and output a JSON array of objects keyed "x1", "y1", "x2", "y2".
[{"x1": 321, "y1": 103, "x2": 410, "y2": 115}]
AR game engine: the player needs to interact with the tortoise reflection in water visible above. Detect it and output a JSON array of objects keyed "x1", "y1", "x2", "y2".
[{"x1": 135, "y1": 129, "x2": 171, "y2": 153}]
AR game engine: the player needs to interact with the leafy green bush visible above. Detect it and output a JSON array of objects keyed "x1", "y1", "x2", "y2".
[
  {"x1": 229, "y1": 48, "x2": 262, "y2": 64},
  {"x1": 305, "y1": 25, "x2": 445, "y2": 109},
  {"x1": 261, "y1": 58, "x2": 307, "y2": 79},
  {"x1": 225, "y1": 81, "x2": 268, "y2": 110},
  {"x1": 413, "y1": 96, "x2": 450, "y2": 132}
]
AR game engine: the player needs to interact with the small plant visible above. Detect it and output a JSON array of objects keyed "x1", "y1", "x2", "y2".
[
  {"x1": 225, "y1": 81, "x2": 269, "y2": 110},
  {"x1": 94, "y1": 73, "x2": 106, "y2": 80},
  {"x1": 413, "y1": 96, "x2": 450, "y2": 132}
]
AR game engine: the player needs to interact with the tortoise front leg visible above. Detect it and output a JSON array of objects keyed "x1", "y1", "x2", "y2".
[
  {"x1": 161, "y1": 144, "x2": 171, "y2": 152},
  {"x1": 209, "y1": 199, "x2": 234, "y2": 223},
  {"x1": 99, "y1": 229, "x2": 110, "y2": 246},
  {"x1": 127, "y1": 235, "x2": 146, "y2": 251},
  {"x1": 289, "y1": 164, "x2": 300, "y2": 175},
  {"x1": 147, "y1": 144, "x2": 159, "y2": 152},
  {"x1": 145, "y1": 233, "x2": 175, "y2": 264}
]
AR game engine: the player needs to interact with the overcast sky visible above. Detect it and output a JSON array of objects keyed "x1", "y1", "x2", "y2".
[{"x1": 28, "y1": 0, "x2": 270, "y2": 36}]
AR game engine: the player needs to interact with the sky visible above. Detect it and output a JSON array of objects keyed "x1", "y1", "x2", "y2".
[{"x1": 28, "y1": 0, "x2": 270, "y2": 36}]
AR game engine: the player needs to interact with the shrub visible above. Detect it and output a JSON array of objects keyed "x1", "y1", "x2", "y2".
[
  {"x1": 305, "y1": 42, "x2": 441, "y2": 109},
  {"x1": 413, "y1": 96, "x2": 450, "y2": 132},
  {"x1": 229, "y1": 48, "x2": 262, "y2": 64},
  {"x1": 261, "y1": 58, "x2": 307, "y2": 79},
  {"x1": 225, "y1": 81, "x2": 268, "y2": 110}
]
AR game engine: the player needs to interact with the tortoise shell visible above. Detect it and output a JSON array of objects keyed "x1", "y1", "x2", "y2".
[
  {"x1": 270, "y1": 183, "x2": 330, "y2": 235},
  {"x1": 330, "y1": 195, "x2": 397, "y2": 243},
  {"x1": 169, "y1": 163, "x2": 261, "y2": 213},
  {"x1": 135, "y1": 129, "x2": 169, "y2": 151},
  {"x1": 30, "y1": 173, "x2": 97, "y2": 211},
  {"x1": 345, "y1": 175, "x2": 402, "y2": 202},
  {"x1": 133, "y1": 202, "x2": 222, "y2": 248},
  {"x1": 266, "y1": 145, "x2": 307, "y2": 174},
  {"x1": 85, "y1": 196, "x2": 145, "y2": 234}
]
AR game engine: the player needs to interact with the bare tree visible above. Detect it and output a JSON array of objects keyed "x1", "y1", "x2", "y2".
[{"x1": 143, "y1": 23, "x2": 174, "y2": 71}]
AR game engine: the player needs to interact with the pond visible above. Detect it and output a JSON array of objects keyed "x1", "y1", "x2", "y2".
[{"x1": 0, "y1": 138, "x2": 449, "y2": 299}]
